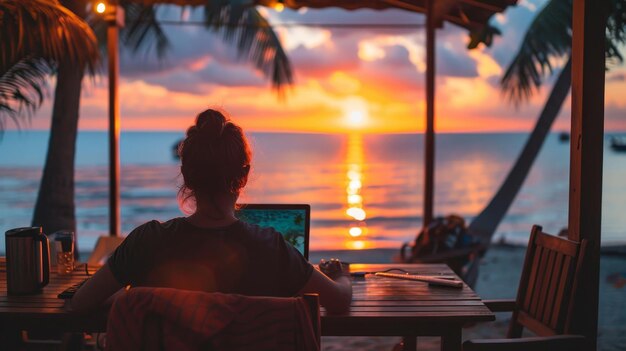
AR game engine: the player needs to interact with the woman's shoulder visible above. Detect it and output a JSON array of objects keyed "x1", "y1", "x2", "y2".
[
  {"x1": 129, "y1": 218, "x2": 183, "y2": 237},
  {"x1": 237, "y1": 221, "x2": 283, "y2": 243}
]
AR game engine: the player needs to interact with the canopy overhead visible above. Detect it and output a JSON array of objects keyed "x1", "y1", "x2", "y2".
[
  {"x1": 134, "y1": 0, "x2": 517, "y2": 45},
  {"x1": 256, "y1": 0, "x2": 518, "y2": 43}
]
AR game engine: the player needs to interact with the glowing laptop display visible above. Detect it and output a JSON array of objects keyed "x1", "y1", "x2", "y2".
[{"x1": 236, "y1": 204, "x2": 310, "y2": 259}]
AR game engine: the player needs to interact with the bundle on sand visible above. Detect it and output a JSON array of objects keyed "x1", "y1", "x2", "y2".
[{"x1": 398, "y1": 215, "x2": 484, "y2": 285}]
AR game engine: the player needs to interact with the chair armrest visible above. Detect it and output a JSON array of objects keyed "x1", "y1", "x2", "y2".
[
  {"x1": 483, "y1": 299, "x2": 516, "y2": 312},
  {"x1": 463, "y1": 335, "x2": 588, "y2": 351}
]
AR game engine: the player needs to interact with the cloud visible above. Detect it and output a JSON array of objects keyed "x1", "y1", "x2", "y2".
[
  {"x1": 357, "y1": 44, "x2": 423, "y2": 91},
  {"x1": 142, "y1": 58, "x2": 266, "y2": 94},
  {"x1": 487, "y1": 3, "x2": 541, "y2": 69},
  {"x1": 289, "y1": 39, "x2": 360, "y2": 78},
  {"x1": 437, "y1": 44, "x2": 478, "y2": 77},
  {"x1": 607, "y1": 72, "x2": 626, "y2": 82}
]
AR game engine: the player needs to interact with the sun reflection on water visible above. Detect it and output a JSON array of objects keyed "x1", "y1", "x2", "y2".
[{"x1": 345, "y1": 134, "x2": 369, "y2": 248}]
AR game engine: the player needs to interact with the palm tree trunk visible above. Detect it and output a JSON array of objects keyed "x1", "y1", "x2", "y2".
[
  {"x1": 31, "y1": 60, "x2": 83, "y2": 235},
  {"x1": 468, "y1": 56, "x2": 573, "y2": 245},
  {"x1": 32, "y1": 0, "x2": 84, "y2": 242}
]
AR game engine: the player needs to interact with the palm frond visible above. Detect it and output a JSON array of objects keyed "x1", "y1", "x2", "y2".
[
  {"x1": 120, "y1": 2, "x2": 171, "y2": 58},
  {"x1": 0, "y1": 0, "x2": 99, "y2": 76},
  {"x1": 0, "y1": 58, "x2": 51, "y2": 129},
  {"x1": 606, "y1": 0, "x2": 626, "y2": 64},
  {"x1": 501, "y1": 0, "x2": 572, "y2": 104},
  {"x1": 203, "y1": 1, "x2": 293, "y2": 91},
  {"x1": 97, "y1": 0, "x2": 291, "y2": 91},
  {"x1": 0, "y1": 0, "x2": 99, "y2": 125},
  {"x1": 502, "y1": 0, "x2": 626, "y2": 104}
]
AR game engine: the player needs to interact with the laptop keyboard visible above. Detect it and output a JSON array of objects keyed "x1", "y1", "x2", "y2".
[{"x1": 57, "y1": 279, "x2": 89, "y2": 299}]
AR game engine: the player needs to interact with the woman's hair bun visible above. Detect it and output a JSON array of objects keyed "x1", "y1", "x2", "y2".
[
  {"x1": 188, "y1": 109, "x2": 227, "y2": 140},
  {"x1": 179, "y1": 108, "x2": 252, "y2": 206}
]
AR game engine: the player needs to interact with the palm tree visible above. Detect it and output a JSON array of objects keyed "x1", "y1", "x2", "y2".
[
  {"x1": 0, "y1": 0, "x2": 99, "y2": 129},
  {"x1": 468, "y1": 0, "x2": 626, "y2": 243},
  {"x1": 12, "y1": 0, "x2": 293, "y2": 236}
]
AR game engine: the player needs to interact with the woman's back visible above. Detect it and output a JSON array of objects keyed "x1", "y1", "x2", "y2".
[{"x1": 108, "y1": 218, "x2": 313, "y2": 297}]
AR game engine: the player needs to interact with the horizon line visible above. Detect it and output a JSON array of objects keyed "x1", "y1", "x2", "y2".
[{"x1": 7, "y1": 128, "x2": 626, "y2": 135}]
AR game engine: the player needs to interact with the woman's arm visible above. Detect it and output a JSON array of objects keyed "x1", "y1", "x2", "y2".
[
  {"x1": 66, "y1": 263, "x2": 124, "y2": 314},
  {"x1": 298, "y1": 263, "x2": 352, "y2": 314}
]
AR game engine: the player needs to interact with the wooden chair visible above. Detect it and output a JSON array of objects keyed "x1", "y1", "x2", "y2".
[
  {"x1": 111, "y1": 290, "x2": 321, "y2": 351},
  {"x1": 463, "y1": 225, "x2": 590, "y2": 351},
  {"x1": 144, "y1": 294, "x2": 321, "y2": 350}
]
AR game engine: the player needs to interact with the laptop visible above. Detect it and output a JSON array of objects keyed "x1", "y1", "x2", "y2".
[{"x1": 235, "y1": 204, "x2": 310, "y2": 260}]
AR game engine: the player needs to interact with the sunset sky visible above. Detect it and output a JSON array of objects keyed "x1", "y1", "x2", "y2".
[{"x1": 27, "y1": 0, "x2": 626, "y2": 133}]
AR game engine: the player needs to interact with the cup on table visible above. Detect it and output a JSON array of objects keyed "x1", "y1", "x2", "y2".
[{"x1": 53, "y1": 231, "x2": 74, "y2": 275}]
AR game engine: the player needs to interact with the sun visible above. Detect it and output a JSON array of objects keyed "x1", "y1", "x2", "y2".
[
  {"x1": 341, "y1": 97, "x2": 369, "y2": 130},
  {"x1": 345, "y1": 110, "x2": 368, "y2": 128}
]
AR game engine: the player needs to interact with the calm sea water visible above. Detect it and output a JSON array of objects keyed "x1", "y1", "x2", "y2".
[{"x1": 1, "y1": 131, "x2": 625, "y2": 253}]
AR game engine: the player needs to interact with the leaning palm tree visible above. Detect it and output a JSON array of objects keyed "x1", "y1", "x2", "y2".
[
  {"x1": 20, "y1": 0, "x2": 292, "y2": 236},
  {"x1": 468, "y1": 0, "x2": 626, "y2": 243},
  {"x1": 0, "y1": 0, "x2": 99, "y2": 128}
]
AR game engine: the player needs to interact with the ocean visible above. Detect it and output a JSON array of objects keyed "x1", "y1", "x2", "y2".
[{"x1": 1, "y1": 131, "x2": 626, "y2": 253}]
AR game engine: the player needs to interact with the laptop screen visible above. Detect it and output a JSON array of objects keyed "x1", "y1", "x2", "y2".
[{"x1": 235, "y1": 204, "x2": 310, "y2": 259}]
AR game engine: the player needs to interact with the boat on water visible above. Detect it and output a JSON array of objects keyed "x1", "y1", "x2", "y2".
[
  {"x1": 172, "y1": 139, "x2": 183, "y2": 159},
  {"x1": 558, "y1": 132, "x2": 570, "y2": 142},
  {"x1": 610, "y1": 136, "x2": 626, "y2": 152}
]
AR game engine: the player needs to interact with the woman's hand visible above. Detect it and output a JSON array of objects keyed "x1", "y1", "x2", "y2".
[{"x1": 319, "y1": 258, "x2": 349, "y2": 280}]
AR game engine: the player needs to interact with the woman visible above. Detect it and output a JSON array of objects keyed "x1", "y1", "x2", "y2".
[{"x1": 69, "y1": 109, "x2": 352, "y2": 314}]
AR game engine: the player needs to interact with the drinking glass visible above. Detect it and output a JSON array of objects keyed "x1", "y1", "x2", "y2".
[{"x1": 54, "y1": 231, "x2": 74, "y2": 275}]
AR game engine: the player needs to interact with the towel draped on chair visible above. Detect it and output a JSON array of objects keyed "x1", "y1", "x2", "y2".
[{"x1": 106, "y1": 287, "x2": 319, "y2": 351}]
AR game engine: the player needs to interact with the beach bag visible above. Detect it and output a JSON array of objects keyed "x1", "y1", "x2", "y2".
[{"x1": 412, "y1": 215, "x2": 475, "y2": 258}]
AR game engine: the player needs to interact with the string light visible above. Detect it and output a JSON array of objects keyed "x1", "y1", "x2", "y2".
[
  {"x1": 274, "y1": 0, "x2": 285, "y2": 12},
  {"x1": 95, "y1": 2, "x2": 106, "y2": 14}
]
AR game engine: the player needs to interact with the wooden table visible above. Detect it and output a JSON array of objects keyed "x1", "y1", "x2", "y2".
[
  {"x1": 0, "y1": 260, "x2": 494, "y2": 351},
  {"x1": 323, "y1": 263, "x2": 494, "y2": 351},
  {"x1": 0, "y1": 259, "x2": 105, "y2": 335}
]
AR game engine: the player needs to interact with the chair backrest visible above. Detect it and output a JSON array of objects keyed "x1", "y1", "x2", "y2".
[
  {"x1": 108, "y1": 288, "x2": 321, "y2": 351},
  {"x1": 508, "y1": 225, "x2": 587, "y2": 338},
  {"x1": 303, "y1": 293, "x2": 321, "y2": 346}
]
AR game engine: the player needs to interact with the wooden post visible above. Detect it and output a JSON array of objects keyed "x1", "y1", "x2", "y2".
[
  {"x1": 107, "y1": 20, "x2": 120, "y2": 237},
  {"x1": 568, "y1": 0, "x2": 607, "y2": 347},
  {"x1": 423, "y1": 0, "x2": 436, "y2": 227}
]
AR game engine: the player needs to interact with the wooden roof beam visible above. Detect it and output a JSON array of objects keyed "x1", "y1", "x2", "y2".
[
  {"x1": 459, "y1": 0, "x2": 507, "y2": 12},
  {"x1": 381, "y1": 0, "x2": 490, "y2": 29},
  {"x1": 382, "y1": 0, "x2": 427, "y2": 14}
]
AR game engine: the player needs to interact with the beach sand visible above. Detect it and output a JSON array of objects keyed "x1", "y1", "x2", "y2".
[{"x1": 312, "y1": 245, "x2": 626, "y2": 351}]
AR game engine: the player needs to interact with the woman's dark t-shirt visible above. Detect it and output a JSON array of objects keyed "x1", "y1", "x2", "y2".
[{"x1": 107, "y1": 218, "x2": 313, "y2": 297}]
